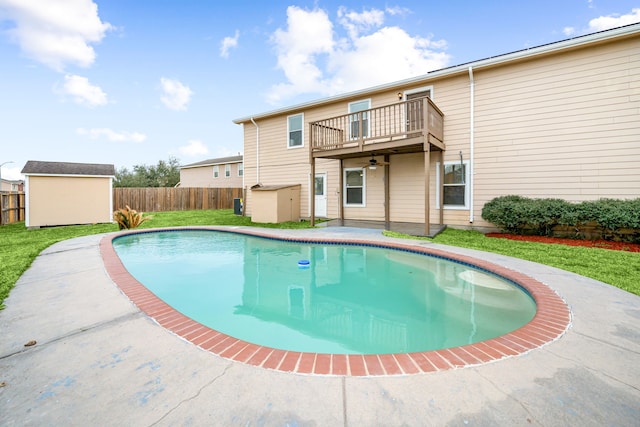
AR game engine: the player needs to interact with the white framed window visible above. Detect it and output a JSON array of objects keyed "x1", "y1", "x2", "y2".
[
  {"x1": 287, "y1": 113, "x2": 304, "y2": 148},
  {"x1": 225, "y1": 164, "x2": 231, "y2": 177},
  {"x1": 213, "y1": 165, "x2": 219, "y2": 178},
  {"x1": 348, "y1": 99, "x2": 370, "y2": 139},
  {"x1": 237, "y1": 163, "x2": 243, "y2": 176},
  {"x1": 343, "y1": 168, "x2": 366, "y2": 207},
  {"x1": 436, "y1": 161, "x2": 470, "y2": 209}
]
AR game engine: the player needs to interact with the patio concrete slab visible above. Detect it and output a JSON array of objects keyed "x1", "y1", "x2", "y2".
[{"x1": 1, "y1": 227, "x2": 639, "y2": 426}]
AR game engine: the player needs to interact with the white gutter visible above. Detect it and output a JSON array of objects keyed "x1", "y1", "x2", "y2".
[
  {"x1": 250, "y1": 117, "x2": 259, "y2": 183},
  {"x1": 468, "y1": 66, "x2": 475, "y2": 223}
]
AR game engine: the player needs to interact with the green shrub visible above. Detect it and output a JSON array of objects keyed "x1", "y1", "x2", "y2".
[
  {"x1": 480, "y1": 195, "x2": 530, "y2": 233},
  {"x1": 481, "y1": 196, "x2": 640, "y2": 241},
  {"x1": 528, "y1": 198, "x2": 574, "y2": 236}
]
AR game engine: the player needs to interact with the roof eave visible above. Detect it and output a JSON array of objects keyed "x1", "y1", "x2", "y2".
[{"x1": 232, "y1": 23, "x2": 640, "y2": 124}]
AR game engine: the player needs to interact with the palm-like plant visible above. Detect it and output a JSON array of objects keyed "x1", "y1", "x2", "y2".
[{"x1": 113, "y1": 205, "x2": 152, "y2": 230}]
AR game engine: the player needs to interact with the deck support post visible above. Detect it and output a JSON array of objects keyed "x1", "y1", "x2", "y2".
[
  {"x1": 439, "y1": 150, "x2": 444, "y2": 226},
  {"x1": 310, "y1": 157, "x2": 316, "y2": 227},
  {"x1": 339, "y1": 159, "x2": 344, "y2": 220},
  {"x1": 384, "y1": 154, "x2": 390, "y2": 226},
  {"x1": 424, "y1": 144, "x2": 431, "y2": 236}
]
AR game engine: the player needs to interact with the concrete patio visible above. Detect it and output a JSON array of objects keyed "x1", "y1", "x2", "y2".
[{"x1": 1, "y1": 226, "x2": 639, "y2": 426}]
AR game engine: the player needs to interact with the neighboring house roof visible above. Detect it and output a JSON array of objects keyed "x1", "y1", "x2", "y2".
[
  {"x1": 21, "y1": 161, "x2": 115, "y2": 176},
  {"x1": 233, "y1": 23, "x2": 640, "y2": 123},
  {"x1": 181, "y1": 155, "x2": 243, "y2": 169},
  {"x1": 0, "y1": 179, "x2": 24, "y2": 184}
]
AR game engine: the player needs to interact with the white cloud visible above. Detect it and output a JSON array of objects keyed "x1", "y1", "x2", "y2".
[
  {"x1": 0, "y1": 0, "x2": 112, "y2": 71},
  {"x1": 563, "y1": 26, "x2": 576, "y2": 36},
  {"x1": 588, "y1": 8, "x2": 640, "y2": 31},
  {"x1": 76, "y1": 127, "x2": 146, "y2": 143},
  {"x1": 220, "y1": 30, "x2": 239, "y2": 58},
  {"x1": 160, "y1": 77, "x2": 193, "y2": 111},
  {"x1": 178, "y1": 139, "x2": 209, "y2": 156},
  {"x1": 385, "y1": 6, "x2": 411, "y2": 17},
  {"x1": 337, "y1": 6, "x2": 385, "y2": 39},
  {"x1": 266, "y1": 6, "x2": 450, "y2": 104},
  {"x1": 57, "y1": 74, "x2": 107, "y2": 107}
]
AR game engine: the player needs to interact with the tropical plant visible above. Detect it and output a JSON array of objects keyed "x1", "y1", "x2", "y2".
[{"x1": 113, "y1": 205, "x2": 153, "y2": 230}]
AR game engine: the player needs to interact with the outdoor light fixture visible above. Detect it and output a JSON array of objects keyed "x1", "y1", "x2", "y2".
[
  {"x1": 397, "y1": 92, "x2": 403, "y2": 100},
  {"x1": 369, "y1": 164, "x2": 377, "y2": 170}
]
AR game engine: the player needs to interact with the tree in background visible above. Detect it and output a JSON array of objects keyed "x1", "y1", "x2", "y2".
[{"x1": 114, "y1": 157, "x2": 180, "y2": 187}]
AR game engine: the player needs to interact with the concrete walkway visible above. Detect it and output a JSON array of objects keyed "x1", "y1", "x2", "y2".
[{"x1": 1, "y1": 227, "x2": 639, "y2": 426}]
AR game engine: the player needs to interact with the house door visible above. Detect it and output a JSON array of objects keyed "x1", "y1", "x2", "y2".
[
  {"x1": 314, "y1": 173, "x2": 327, "y2": 217},
  {"x1": 406, "y1": 90, "x2": 430, "y2": 132}
]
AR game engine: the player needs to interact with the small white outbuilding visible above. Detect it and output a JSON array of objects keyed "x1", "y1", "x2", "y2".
[{"x1": 21, "y1": 160, "x2": 115, "y2": 228}]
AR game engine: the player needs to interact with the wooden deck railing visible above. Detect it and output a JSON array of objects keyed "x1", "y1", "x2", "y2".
[{"x1": 310, "y1": 96, "x2": 444, "y2": 156}]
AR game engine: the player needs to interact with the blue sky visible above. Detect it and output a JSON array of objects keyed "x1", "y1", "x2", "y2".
[{"x1": 1, "y1": 0, "x2": 638, "y2": 180}]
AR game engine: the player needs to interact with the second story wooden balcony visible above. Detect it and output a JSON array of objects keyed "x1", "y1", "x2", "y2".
[{"x1": 309, "y1": 96, "x2": 445, "y2": 160}]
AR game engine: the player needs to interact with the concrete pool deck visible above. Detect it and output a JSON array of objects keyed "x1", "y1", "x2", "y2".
[{"x1": 1, "y1": 226, "x2": 639, "y2": 426}]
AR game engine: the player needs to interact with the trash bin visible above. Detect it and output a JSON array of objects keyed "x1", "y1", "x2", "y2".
[{"x1": 233, "y1": 198, "x2": 243, "y2": 215}]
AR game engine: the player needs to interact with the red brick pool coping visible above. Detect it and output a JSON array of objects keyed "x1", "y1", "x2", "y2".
[{"x1": 99, "y1": 227, "x2": 571, "y2": 377}]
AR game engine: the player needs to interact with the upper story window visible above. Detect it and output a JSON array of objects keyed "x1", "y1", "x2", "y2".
[
  {"x1": 348, "y1": 99, "x2": 370, "y2": 139},
  {"x1": 437, "y1": 161, "x2": 470, "y2": 209},
  {"x1": 287, "y1": 113, "x2": 303, "y2": 148},
  {"x1": 237, "y1": 163, "x2": 243, "y2": 176},
  {"x1": 213, "y1": 165, "x2": 219, "y2": 178},
  {"x1": 225, "y1": 164, "x2": 231, "y2": 177},
  {"x1": 344, "y1": 168, "x2": 366, "y2": 207}
]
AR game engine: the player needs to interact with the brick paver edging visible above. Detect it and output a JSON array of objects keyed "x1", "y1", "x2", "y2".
[{"x1": 99, "y1": 227, "x2": 571, "y2": 377}]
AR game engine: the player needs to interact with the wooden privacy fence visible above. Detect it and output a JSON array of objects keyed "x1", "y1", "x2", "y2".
[
  {"x1": 1, "y1": 192, "x2": 25, "y2": 225},
  {"x1": 113, "y1": 187, "x2": 243, "y2": 212}
]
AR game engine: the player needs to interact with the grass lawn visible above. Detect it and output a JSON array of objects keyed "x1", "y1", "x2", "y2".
[{"x1": 1, "y1": 209, "x2": 638, "y2": 309}]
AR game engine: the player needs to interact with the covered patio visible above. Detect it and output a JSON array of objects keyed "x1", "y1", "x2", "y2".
[
  {"x1": 318, "y1": 218, "x2": 447, "y2": 238},
  {"x1": 309, "y1": 95, "x2": 446, "y2": 235}
]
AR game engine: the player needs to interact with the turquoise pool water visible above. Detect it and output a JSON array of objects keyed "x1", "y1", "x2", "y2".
[{"x1": 113, "y1": 230, "x2": 536, "y2": 354}]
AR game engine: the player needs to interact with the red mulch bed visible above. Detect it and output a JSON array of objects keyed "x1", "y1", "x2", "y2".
[{"x1": 485, "y1": 233, "x2": 640, "y2": 253}]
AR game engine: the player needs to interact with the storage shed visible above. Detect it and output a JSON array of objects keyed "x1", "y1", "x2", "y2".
[
  {"x1": 21, "y1": 160, "x2": 115, "y2": 228},
  {"x1": 251, "y1": 184, "x2": 301, "y2": 223}
]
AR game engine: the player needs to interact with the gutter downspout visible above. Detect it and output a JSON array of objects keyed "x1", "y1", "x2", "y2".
[
  {"x1": 250, "y1": 117, "x2": 260, "y2": 184},
  {"x1": 468, "y1": 66, "x2": 475, "y2": 223}
]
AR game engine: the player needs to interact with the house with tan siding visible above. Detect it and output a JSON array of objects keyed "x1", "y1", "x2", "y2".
[
  {"x1": 233, "y1": 23, "x2": 640, "y2": 234},
  {"x1": 179, "y1": 155, "x2": 243, "y2": 188}
]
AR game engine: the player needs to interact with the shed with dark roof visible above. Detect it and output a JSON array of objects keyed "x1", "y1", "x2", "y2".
[{"x1": 21, "y1": 160, "x2": 115, "y2": 228}]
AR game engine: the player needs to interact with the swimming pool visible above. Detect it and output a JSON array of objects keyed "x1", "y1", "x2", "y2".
[
  {"x1": 101, "y1": 227, "x2": 570, "y2": 375},
  {"x1": 113, "y1": 230, "x2": 535, "y2": 354}
]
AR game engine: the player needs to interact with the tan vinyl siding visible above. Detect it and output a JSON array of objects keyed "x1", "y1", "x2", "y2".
[
  {"x1": 238, "y1": 30, "x2": 639, "y2": 228},
  {"x1": 470, "y1": 37, "x2": 640, "y2": 229},
  {"x1": 28, "y1": 176, "x2": 112, "y2": 227},
  {"x1": 389, "y1": 154, "x2": 425, "y2": 222}
]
